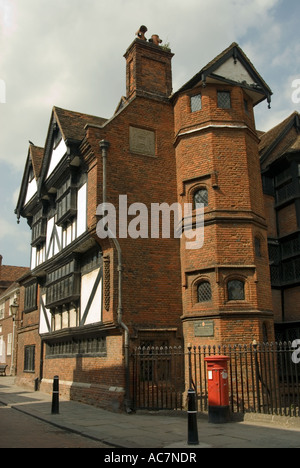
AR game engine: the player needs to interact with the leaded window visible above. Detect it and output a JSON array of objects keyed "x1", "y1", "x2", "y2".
[
  {"x1": 228, "y1": 280, "x2": 245, "y2": 301},
  {"x1": 281, "y1": 237, "x2": 300, "y2": 259},
  {"x1": 275, "y1": 181, "x2": 295, "y2": 205},
  {"x1": 31, "y1": 207, "x2": 47, "y2": 247},
  {"x1": 197, "y1": 282, "x2": 212, "y2": 303},
  {"x1": 46, "y1": 336, "x2": 107, "y2": 357},
  {"x1": 56, "y1": 176, "x2": 77, "y2": 226},
  {"x1": 24, "y1": 282, "x2": 37, "y2": 312},
  {"x1": 282, "y1": 259, "x2": 300, "y2": 284},
  {"x1": 218, "y1": 91, "x2": 231, "y2": 109},
  {"x1": 24, "y1": 345, "x2": 35, "y2": 372},
  {"x1": 194, "y1": 188, "x2": 208, "y2": 208},
  {"x1": 191, "y1": 94, "x2": 202, "y2": 112},
  {"x1": 46, "y1": 259, "x2": 80, "y2": 308}
]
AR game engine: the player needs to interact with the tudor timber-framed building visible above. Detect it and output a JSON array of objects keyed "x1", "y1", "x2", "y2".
[{"x1": 16, "y1": 31, "x2": 297, "y2": 411}]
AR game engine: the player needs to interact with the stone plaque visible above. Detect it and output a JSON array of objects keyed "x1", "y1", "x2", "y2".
[
  {"x1": 194, "y1": 320, "x2": 214, "y2": 337},
  {"x1": 129, "y1": 126, "x2": 156, "y2": 157}
]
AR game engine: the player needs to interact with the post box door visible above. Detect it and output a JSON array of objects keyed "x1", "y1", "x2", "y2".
[{"x1": 207, "y1": 365, "x2": 229, "y2": 407}]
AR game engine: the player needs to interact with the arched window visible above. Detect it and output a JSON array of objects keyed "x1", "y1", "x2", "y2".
[
  {"x1": 227, "y1": 280, "x2": 245, "y2": 301},
  {"x1": 193, "y1": 188, "x2": 208, "y2": 208},
  {"x1": 197, "y1": 281, "x2": 212, "y2": 303}
]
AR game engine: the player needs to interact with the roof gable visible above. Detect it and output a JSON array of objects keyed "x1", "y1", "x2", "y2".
[
  {"x1": 16, "y1": 106, "x2": 108, "y2": 220},
  {"x1": 15, "y1": 144, "x2": 44, "y2": 221},
  {"x1": 37, "y1": 106, "x2": 108, "y2": 197},
  {"x1": 173, "y1": 42, "x2": 272, "y2": 107},
  {"x1": 260, "y1": 112, "x2": 300, "y2": 168}
]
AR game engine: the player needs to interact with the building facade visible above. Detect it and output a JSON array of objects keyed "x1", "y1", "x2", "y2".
[
  {"x1": 0, "y1": 257, "x2": 29, "y2": 373},
  {"x1": 260, "y1": 112, "x2": 300, "y2": 342},
  {"x1": 15, "y1": 31, "x2": 297, "y2": 410}
]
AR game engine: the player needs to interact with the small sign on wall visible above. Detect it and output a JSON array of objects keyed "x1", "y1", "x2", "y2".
[
  {"x1": 194, "y1": 320, "x2": 214, "y2": 337},
  {"x1": 129, "y1": 126, "x2": 156, "y2": 157}
]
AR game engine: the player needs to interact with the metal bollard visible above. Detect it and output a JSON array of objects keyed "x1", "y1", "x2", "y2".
[
  {"x1": 187, "y1": 388, "x2": 199, "y2": 445},
  {"x1": 51, "y1": 376, "x2": 59, "y2": 415},
  {"x1": 34, "y1": 378, "x2": 39, "y2": 392}
]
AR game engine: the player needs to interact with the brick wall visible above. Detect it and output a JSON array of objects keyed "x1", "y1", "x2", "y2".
[
  {"x1": 175, "y1": 80, "x2": 273, "y2": 345},
  {"x1": 15, "y1": 286, "x2": 41, "y2": 388}
]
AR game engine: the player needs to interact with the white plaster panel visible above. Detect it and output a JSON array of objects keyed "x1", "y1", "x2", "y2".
[
  {"x1": 77, "y1": 183, "x2": 87, "y2": 237},
  {"x1": 80, "y1": 268, "x2": 102, "y2": 325}
]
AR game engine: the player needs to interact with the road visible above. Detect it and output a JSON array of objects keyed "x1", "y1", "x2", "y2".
[{"x1": 0, "y1": 404, "x2": 112, "y2": 448}]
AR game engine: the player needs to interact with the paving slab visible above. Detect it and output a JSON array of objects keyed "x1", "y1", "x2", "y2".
[{"x1": 1, "y1": 377, "x2": 300, "y2": 448}]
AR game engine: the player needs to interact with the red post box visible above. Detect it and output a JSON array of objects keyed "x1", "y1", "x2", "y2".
[{"x1": 204, "y1": 356, "x2": 230, "y2": 423}]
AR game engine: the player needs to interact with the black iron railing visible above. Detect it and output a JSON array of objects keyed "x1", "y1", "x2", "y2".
[{"x1": 131, "y1": 342, "x2": 300, "y2": 417}]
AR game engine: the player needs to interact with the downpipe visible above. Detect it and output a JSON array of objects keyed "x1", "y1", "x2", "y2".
[{"x1": 100, "y1": 140, "x2": 132, "y2": 413}]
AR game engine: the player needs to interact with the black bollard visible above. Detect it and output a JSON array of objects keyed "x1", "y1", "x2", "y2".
[
  {"x1": 51, "y1": 375, "x2": 59, "y2": 415},
  {"x1": 187, "y1": 388, "x2": 199, "y2": 445}
]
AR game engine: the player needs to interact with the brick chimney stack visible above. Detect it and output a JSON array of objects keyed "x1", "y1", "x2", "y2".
[{"x1": 124, "y1": 34, "x2": 174, "y2": 102}]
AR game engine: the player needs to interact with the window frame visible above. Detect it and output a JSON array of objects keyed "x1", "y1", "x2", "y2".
[
  {"x1": 197, "y1": 281, "x2": 212, "y2": 303},
  {"x1": 217, "y1": 91, "x2": 231, "y2": 109},
  {"x1": 45, "y1": 258, "x2": 80, "y2": 308},
  {"x1": 7, "y1": 333, "x2": 12, "y2": 356},
  {"x1": 190, "y1": 93, "x2": 202, "y2": 113},
  {"x1": 193, "y1": 187, "x2": 209, "y2": 208},
  {"x1": 0, "y1": 301, "x2": 4, "y2": 320},
  {"x1": 227, "y1": 279, "x2": 245, "y2": 302},
  {"x1": 56, "y1": 176, "x2": 77, "y2": 227},
  {"x1": 24, "y1": 345, "x2": 35, "y2": 373},
  {"x1": 24, "y1": 281, "x2": 38, "y2": 313}
]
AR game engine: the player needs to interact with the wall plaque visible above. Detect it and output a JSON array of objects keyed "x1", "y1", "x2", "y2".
[
  {"x1": 194, "y1": 320, "x2": 214, "y2": 337},
  {"x1": 129, "y1": 126, "x2": 156, "y2": 157}
]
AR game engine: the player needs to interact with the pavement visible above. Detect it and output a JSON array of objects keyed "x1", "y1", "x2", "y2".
[{"x1": 1, "y1": 376, "x2": 300, "y2": 449}]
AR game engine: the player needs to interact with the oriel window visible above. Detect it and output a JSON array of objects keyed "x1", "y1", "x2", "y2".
[{"x1": 56, "y1": 176, "x2": 77, "y2": 226}]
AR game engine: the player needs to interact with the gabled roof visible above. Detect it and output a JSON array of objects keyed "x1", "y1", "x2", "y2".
[
  {"x1": 53, "y1": 106, "x2": 107, "y2": 142},
  {"x1": 30, "y1": 144, "x2": 44, "y2": 179},
  {"x1": 259, "y1": 111, "x2": 300, "y2": 168},
  {"x1": 172, "y1": 42, "x2": 272, "y2": 107},
  {"x1": 15, "y1": 143, "x2": 44, "y2": 221},
  {"x1": 37, "y1": 106, "x2": 107, "y2": 194},
  {"x1": 16, "y1": 106, "x2": 108, "y2": 220},
  {"x1": 0, "y1": 257, "x2": 29, "y2": 295}
]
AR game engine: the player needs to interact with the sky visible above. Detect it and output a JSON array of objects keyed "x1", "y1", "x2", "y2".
[{"x1": 0, "y1": 0, "x2": 299, "y2": 267}]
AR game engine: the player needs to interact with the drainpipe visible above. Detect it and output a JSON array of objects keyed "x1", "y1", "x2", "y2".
[{"x1": 99, "y1": 140, "x2": 132, "y2": 413}]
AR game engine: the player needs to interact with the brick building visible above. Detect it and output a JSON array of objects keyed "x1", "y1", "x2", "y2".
[
  {"x1": 0, "y1": 255, "x2": 29, "y2": 295},
  {"x1": 15, "y1": 31, "x2": 295, "y2": 410},
  {"x1": 0, "y1": 256, "x2": 29, "y2": 373},
  {"x1": 260, "y1": 111, "x2": 300, "y2": 342}
]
